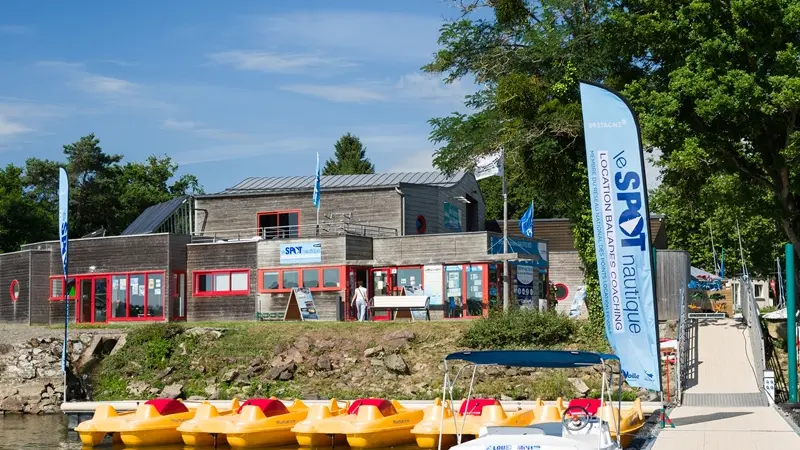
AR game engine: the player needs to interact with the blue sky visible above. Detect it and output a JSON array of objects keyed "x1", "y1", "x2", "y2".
[{"x1": 0, "y1": 1, "x2": 475, "y2": 193}]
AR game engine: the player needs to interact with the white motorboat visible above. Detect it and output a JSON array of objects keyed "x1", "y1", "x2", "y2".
[{"x1": 438, "y1": 350, "x2": 631, "y2": 450}]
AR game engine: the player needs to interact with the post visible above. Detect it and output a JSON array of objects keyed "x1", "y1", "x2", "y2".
[
  {"x1": 786, "y1": 243, "x2": 797, "y2": 403},
  {"x1": 502, "y1": 148, "x2": 510, "y2": 312}
]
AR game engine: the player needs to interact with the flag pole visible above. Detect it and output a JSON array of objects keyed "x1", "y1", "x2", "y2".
[{"x1": 502, "y1": 147, "x2": 510, "y2": 312}]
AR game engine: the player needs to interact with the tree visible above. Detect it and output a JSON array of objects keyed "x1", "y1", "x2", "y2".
[
  {"x1": 614, "y1": 1, "x2": 800, "y2": 264},
  {"x1": 425, "y1": 0, "x2": 620, "y2": 326},
  {"x1": 0, "y1": 164, "x2": 55, "y2": 252},
  {"x1": 322, "y1": 133, "x2": 375, "y2": 175}
]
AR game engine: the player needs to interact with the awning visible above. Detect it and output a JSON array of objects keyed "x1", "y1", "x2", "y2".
[{"x1": 444, "y1": 350, "x2": 618, "y2": 368}]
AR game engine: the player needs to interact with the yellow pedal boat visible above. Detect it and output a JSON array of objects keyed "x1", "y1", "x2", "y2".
[
  {"x1": 291, "y1": 398, "x2": 350, "y2": 447},
  {"x1": 299, "y1": 398, "x2": 426, "y2": 448},
  {"x1": 597, "y1": 399, "x2": 645, "y2": 448},
  {"x1": 412, "y1": 398, "x2": 534, "y2": 449},
  {"x1": 176, "y1": 399, "x2": 241, "y2": 446},
  {"x1": 193, "y1": 397, "x2": 309, "y2": 448},
  {"x1": 75, "y1": 398, "x2": 198, "y2": 447},
  {"x1": 531, "y1": 397, "x2": 566, "y2": 423}
]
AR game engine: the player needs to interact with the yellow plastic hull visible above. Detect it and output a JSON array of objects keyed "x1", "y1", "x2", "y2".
[
  {"x1": 415, "y1": 433, "x2": 458, "y2": 449},
  {"x1": 295, "y1": 432, "x2": 348, "y2": 448},
  {"x1": 119, "y1": 429, "x2": 184, "y2": 447},
  {"x1": 226, "y1": 429, "x2": 297, "y2": 448},
  {"x1": 346, "y1": 428, "x2": 418, "y2": 449},
  {"x1": 181, "y1": 431, "x2": 228, "y2": 447}
]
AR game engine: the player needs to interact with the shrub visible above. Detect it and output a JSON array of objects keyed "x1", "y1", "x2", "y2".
[{"x1": 460, "y1": 309, "x2": 578, "y2": 349}]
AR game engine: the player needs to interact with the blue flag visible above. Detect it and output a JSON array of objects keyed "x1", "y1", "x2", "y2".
[
  {"x1": 519, "y1": 201, "x2": 534, "y2": 238},
  {"x1": 58, "y1": 168, "x2": 69, "y2": 373},
  {"x1": 312, "y1": 152, "x2": 321, "y2": 210},
  {"x1": 580, "y1": 82, "x2": 662, "y2": 392}
]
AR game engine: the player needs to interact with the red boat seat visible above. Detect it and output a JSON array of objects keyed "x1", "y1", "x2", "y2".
[
  {"x1": 237, "y1": 398, "x2": 290, "y2": 416},
  {"x1": 347, "y1": 398, "x2": 396, "y2": 416},
  {"x1": 145, "y1": 399, "x2": 189, "y2": 416},
  {"x1": 459, "y1": 398, "x2": 498, "y2": 416},
  {"x1": 567, "y1": 399, "x2": 601, "y2": 415}
]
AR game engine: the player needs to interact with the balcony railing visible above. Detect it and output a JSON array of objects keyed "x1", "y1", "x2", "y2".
[{"x1": 192, "y1": 222, "x2": 397, "y2": 243}]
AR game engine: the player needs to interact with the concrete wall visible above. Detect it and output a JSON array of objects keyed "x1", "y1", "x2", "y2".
[
  {"x1": 547, "y1": 251, "x2": 586, "y2": 315},
  {"x1": 372, "y1": 232, "x2": 492, "y2": 265}
]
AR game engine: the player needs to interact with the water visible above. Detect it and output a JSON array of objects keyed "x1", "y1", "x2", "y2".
[{"x1": 0, "y1": 415, "x2": 421, "y2": 450}]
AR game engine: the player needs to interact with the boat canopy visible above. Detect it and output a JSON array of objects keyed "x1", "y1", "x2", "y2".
[{"x1": 444, "y1": 350, "x2": 618, "y2": 368}]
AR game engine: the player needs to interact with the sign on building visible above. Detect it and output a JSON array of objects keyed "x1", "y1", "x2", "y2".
[
  {"x1": 284, "y1": 287, "x2": 319, "y2": 321},
  {"x1": 443, "y1": 202, "x2": 462, "y2": 231},
  {"x1": 279, "y1": 242, "x2": 322, "y2": 265},
  {"x1": 423, "y1": 265, "x2": 444, "y2": 306}
]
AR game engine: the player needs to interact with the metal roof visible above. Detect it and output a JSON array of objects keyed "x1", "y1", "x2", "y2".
[
  {"x1": 121, "y1": 196, "x2": 189, "y2": 235},
  {"x1": 205, "y1": 171, "x2": 466, "y2": 197}
]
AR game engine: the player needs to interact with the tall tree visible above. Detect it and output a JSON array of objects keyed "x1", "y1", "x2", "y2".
[
  {"x1": 425, "y1": 0, "x2": 620, "y2": 326},
  {"x1": 322, "y1": 133, "x2": 375, "y2": 175},
  {"x1": 0, "y1": 164, "x2": 55, "y2": 252},
  {"x1": 614, "y1": 1, "x2": 800, "y2": 264}
]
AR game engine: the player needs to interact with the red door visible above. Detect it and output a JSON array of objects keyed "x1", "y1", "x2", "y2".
[
  {"x1": 369, "y1": 268, "x2": 392, "y2": 321},
  {"x1": 77, "y1": 276, "x2": 109, "y2": 323},
  {"x1": 345, "y1": 266, "x2": 371, "y2": 321}
]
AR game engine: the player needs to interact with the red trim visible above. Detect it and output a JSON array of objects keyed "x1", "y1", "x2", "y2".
[
  {"x1": 171, "y1": 271, "x2": 187, "y2": 320},
  {"x1": 443, "y1": 263, "x2": 489, "y2": 320},
  {"x1": 9, "y1": 279, "x2": 19, "y2": 302},
  {"x1": 256, "y1": 209, "x2": 301, "y2": 238},
  {"x1": 554, "y1": 283, "x2": 569, "y2": 301},
  {"x1": 49, "y1": 276, "x2": 76, "y2": 301},
  {"x1": 193, "y1": 269, "x2": 251, "y2": 296},
  {"x1": 258, "y1": 266, "x2": 344, "y2": 293},
  {"x1": 73, "y1": 271, "x2": 166, "y2": 323}
]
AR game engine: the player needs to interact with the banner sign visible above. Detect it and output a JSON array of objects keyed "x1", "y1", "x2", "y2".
[
  {"x1": 443, "y1": 202, "x2": 462, "y2": 231},
  {"x1": 569, "y1": 286, "x2": 587, "y2": 319},
  {"x1": 58, "y1": 168, "x2": 69, "y2": 374},
  {"x1": 474, "y1": 150, "x2": 504, "y2": 180},
  {"x1": 280, "y1": 242, "x2": 322, "y2": 264},
  {"x1": 489, "y1": 236, "x2": 548, "y2": 268},
  {"x1": 515, "y1": 265, "x2": 536, "y2": 309},
  {"x1": 580, "y1": 81, "x2": 661, "y2": 392},
  {"x1": 290, "y1": 287, "x2": 319, "y2": 321},
  {"x1": 423, "y1": 265, "x2": 444, "y2": 306}
]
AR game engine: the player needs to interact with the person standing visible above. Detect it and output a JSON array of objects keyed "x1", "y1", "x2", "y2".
[{"x1": 352, "y1": 281, "x2": 369, "y2": 321}]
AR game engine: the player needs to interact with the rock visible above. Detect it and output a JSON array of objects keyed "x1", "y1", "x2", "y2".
[
  {"x1": 161, "y1": 383, "x2": 183, "y2": 399},
  {"x1": 316, "y1": 340, "x2": 336, "y2": 350},
  {"x1": 364, "y1": 346, "x2": 384, "y2": 358},
  {"x1": 0, "y1": 386, "x2": 19, "y2": 400},
  {"x1": 179, "y1": 342, "x2": 187, "y2": 356},
  {"x1": 267, "y1": 363, "x2": 296, "y2": 381},
  {"x1": 278, "y1": 370, "x2": 294, "y2": 381},
  {"x1": 250, "y1": 356, "x2": 265, "y2": 367},
  {"x1": 500, "y1": 395, "x2": 513, "y2": 402},
  {"x1": 32, "y1": 348, "x2": 43, "y2": 356},
  {"x1": 155, "y1": 367, "x2": 173, "y2": 380},
  {"x1": 568, "y1": 378, "x2": 591, "y2": 397},
  {"x1": 79, "y1": 334, "x2": 94, "y2": 345},
  {"x1": 221, "y1": 369, "x2": 239, "y2": 383},
  {"x1": 109, "y1": 334, "x2": 127, "y2": 356},
  {"x1": 29, "y1": 338, "x2": 40, "y2": 348},
  {"x1": 186, "y1": 327, "x2": 224, "y2": 340},
  {"x1": 384, "y1": 330, "x2": 415, "y2": 342},
  {"x1": 128, "y1": 381, "x2": 149, "y2": 397},
  {"x1": 384, "y1": 354, "x2": 409, "y2": 374},
  {"x1": 187, "y1": 395, "x2": 207, "y2": 402},
  {"x1": 293, "y1": 338, "x2": 310, "y2": 353},
  {"x1": 0, "y1": 395, "x2": 24, "y2": 413},
  {"x1": 285, "y1": 348, "x2": 304, "y2": 364},
  {"x1": 20, "y1": 365, "x2": 36, "y2": 380},
  {"x1": 246, "y1": 365, "x2": 265, "y2": 376},
  {"x1": 23, "y1": 403, "x2": 42, "y2": 415},
  {"x1": 204, "y1": 385, "x2": 219, "y2": 400},
  {"x1": 315, "y1": 356, "x2": 332, "y2": 372},
  {"x1": 370, "y1": 358, "x2": 385, "y2": 368}
]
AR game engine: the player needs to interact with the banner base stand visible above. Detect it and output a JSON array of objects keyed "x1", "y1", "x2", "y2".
[{"x1": 659, "y1": 406, "x2": 675, "y2": 429}]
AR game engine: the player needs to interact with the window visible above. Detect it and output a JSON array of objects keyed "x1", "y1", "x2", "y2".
[
  {"x1": 754, "y1": 284, "x2": 763, "y2": 298},
  {"x1": 303, "y1": 269, "x2": 319, "y2": 288},
  {"x1": 257, "y1": 210, "x2": 300, "y2": 239},
  {"x1": 193, "y1": 270, "x2": 250, "y2": 296},
  {"x1": 283, "y1": 270, "x2": 300, "y2": 288},
  {"x1": 49, "y1": 277, "x2": 76, "y2": 301},
  {"x1": 397, "y1": 267, "x2": 423, "y2": 288},
  {"x1": 258, "y1": 267, "x2": 342, "y2": 292},
  {"x1": 10, "y1": 280, "x2": 20, "y2": 302},
  {"x1": 111, "y1": 275, "x2": 127, "y2": 318},
  {"x1": 129, "y1": 274, "x2": 146, "y2": 317},
  {"x1": 323, "y1": 268, "x2": 340, "y2": 288}
]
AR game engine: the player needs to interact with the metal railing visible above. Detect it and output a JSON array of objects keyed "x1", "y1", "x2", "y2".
[
  {"x1": 192, "y1": 222, "x2": 397, "y2": 243},
  {"x1": 739, "y1": 277, "x2": 768, "y2": 394}
]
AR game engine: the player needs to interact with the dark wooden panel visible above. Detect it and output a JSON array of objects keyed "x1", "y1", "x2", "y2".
[
  {"x1": 0, "y1": 251, "x2": 31, "y2": 324},
  {"x1": 66, "y1": 234, "x2": 170, "y2": 275},
  {"x1": 656, "y1": 250, "x2": 690, "y2": 322},
  {"x1": 195, "y1": 189, "x2": 401, "y2": 238},
  {"x1": 166, "y1": 234, "x2": 191, "y2": 319},
  {"x1": 49, "y1": 299, "x2": 77, "y2": 325},
  {"x1": 29, "y1": 251, "x2": 52, "y2": 325},
  {"x1": 345, "y1": 236, "x2": 373, "y2": 261},
  {"x1": 187, "y1": 241, "x2": 257, "y2": 321}
]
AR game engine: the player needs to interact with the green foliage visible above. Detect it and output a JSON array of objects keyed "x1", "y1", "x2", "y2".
[
  {"x1": 615, "y1": 0, "x2": 800, "y2": 265},
  {"x1": 587, "y1": 389, "x2": 638, "y2": 401},
  {"x1": 93, "y1": 373, "x2": 129, "y2": 401},
  {"x1": 3, "y1": 134, "x2": 204, "y2": 249},
  {"x1": 460, "y1": 309, "x2": 578, "y2": 349},
  {"x1": 322, "y1": 133, "x2": 375, "y2": 175}
]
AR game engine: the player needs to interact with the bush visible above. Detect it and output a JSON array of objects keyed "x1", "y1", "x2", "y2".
[{"x1": 460, "y1": 309, "x2": 578, "y2": 349}]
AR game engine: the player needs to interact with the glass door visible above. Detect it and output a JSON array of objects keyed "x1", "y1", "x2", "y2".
[
  {"x1": 78, "y1": 277, "x2": 109, "y2": 323},
  {"x1": 370, "y1": 268, "x2": 392, "y2": 321},
  {"x1": 93, "y1": 277, "x2": 108, "y2": 323},
  {"x1": 444, "y1": 266, "x2": 463, "y2": 318},
  {"x1": 465, "y1": 265, "x2": 486, "y2": 317},
  {"x1": 79, "y1": 279, "x2": 92, "y2": 323}
]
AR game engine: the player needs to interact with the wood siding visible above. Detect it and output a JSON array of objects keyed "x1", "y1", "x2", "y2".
[
  {"x1": 29, "y1": 251, "x2": 51, "y2": 325},
  {"x1": 195, "y1": 189, "x2": 401, "y2": 238},
  {"x1": 402, "y1": 175, "x2": 485, "y2": 235},
  {"x1": 656, "y1": 250, "x2": 690, "y2": 322},
  {"x1": 47, "y1": 234, "x2": 171, "y2": 276},
  {"x1": 345, "y1": 236, "x2": 373, "y2": 261},
  {"x1": 166, "y1": 234, "x2": 191, "y2": 319},
  {"x1": 372, "y1": 233, "x2": 492, "y2": 265},
  {"x1": 49, "y1": 299, "x2": 77, "y2": 325},
  {"x1": 0, "y1": 250, "x2": 32, "y2": 324},
  {"x1": 187, "y1": 241, "x2": 257, "y2": 321}
]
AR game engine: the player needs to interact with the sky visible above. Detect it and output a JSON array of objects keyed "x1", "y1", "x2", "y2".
[{"x1": 0, "y1": 0, "x2": 660, "y2": 194}]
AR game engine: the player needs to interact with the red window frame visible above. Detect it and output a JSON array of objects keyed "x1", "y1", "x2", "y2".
[
  {"x1": 258, "y1": 266, "x2": 344, "y2": 293},
  {"x1": 49, "y1": 276, "x2": 76, "y2": 301},
  {"x1": 256, "y1": 209, "x2": 301, "y2": 238},
  {"x1": 443, "y1": 263, "x2": 490, "y2": 320},
  {"x1": 193, "y1": 269, "x2": 251, "y2": 296},
  {"x1": 9, "y1": 279, "x2": 20, "y2": 302},
  {"x1": 107, "y1": 272, "x2": 166, "y2": 322}
]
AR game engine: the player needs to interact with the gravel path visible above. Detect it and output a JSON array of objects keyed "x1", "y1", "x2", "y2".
[{"x1": 0, "y1": 324, "x2": 123, "y2": 346}]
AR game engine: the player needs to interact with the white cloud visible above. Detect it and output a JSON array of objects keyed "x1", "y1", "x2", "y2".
[
  {"x1": 256, "y1": 11, "x2": 442, "y2": 63},
  {"x1": 281, "y1": 84, "x2": 386, "y2": 103},
  {"x1": 0, "y1": 116, "x2": 32, "y2": 137},
  {"x1": 77, "y1": 74, "x2": 139, "y2": 95},
  {"x1": 162, "y1": 118, "x2": 248, "y2": 140},
  {"x1": 387, "y1": 149, "x2": 435, "y2": 172},
  {"x1": 281, "y1": 72, "x2": 472, "y2": 105},
  {"x1": 209, "y1": 50, "x2": 352, "y2": 73},
  {"x1": 0, "y1": 24, "x2": 32, "y2": 35},
  {"x1": 173, "y1": 136, "x2": 331, "y2": 165}
]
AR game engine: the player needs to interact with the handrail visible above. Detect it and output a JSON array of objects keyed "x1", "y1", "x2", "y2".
[{"x1": 191, "y1": 222, "x2": 398, "y2": 242}]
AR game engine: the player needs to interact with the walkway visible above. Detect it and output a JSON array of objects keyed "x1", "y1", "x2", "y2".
[{"x1": 652, "y1": 319, "x2": 800, "y2": 449}]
